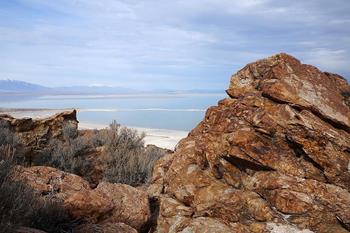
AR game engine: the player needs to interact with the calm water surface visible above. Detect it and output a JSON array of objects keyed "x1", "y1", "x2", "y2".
[{"x1": 0, "y1": 93, "x2": 226, "y2": 131}]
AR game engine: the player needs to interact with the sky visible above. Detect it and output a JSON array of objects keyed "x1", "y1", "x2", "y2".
[{"x1": 0, "y1": 0, "x2": 349, "y2": 90}]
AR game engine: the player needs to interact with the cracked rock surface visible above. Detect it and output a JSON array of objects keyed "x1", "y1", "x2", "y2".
[
  {"x1": 148, "y1": 53, "x2": 350, "y2": 233},
  {"x1": 14, "y1": 166, "x2": 150, "y2": 232}
]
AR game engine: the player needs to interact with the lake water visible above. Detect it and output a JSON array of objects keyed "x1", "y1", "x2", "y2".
[{"x1": 0, "y1": 93, "x2": 226, "y2": 131}]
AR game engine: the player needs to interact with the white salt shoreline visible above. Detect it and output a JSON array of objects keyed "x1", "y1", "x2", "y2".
[{"x1": 79, "y1": 122, "x2": 188, "y2": 150}]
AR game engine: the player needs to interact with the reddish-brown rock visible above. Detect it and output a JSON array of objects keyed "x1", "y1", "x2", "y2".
[
  {"x1": 74, "y1": 222, "x2": 138, "y2": 233},
  {"x1": 149, "y1": 53, "x2": 350, "y2": 233},
  {"x1": 226, "y1": 53, "x2": 350, "y2": 131},
  {"x1": 63, "y1": 182, "x2": 151, "y2": 231},
  {"x1": 95, "y1": 182, "x2": 151, "y2": 231},
  {"x1": 14, "y1": 166, "x2": 150, "y2": 232},
  {"x1": 64, "y1": 189, "x2": 115, "y2": 223},
  {"x1": 13, "y1": 166, "x2": 90, "y2": 201},
  {"x1": 0, "y1": 110, "x2": 78, "y2": 164}
]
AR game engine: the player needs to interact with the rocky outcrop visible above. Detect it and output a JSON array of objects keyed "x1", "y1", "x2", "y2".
[
  {"x1": 0, "y1": 110, "x2": 78, "y2": 164},
  {"x1": 14, "y1": 166, "x2": 150, "y2": 232},
  {"x1": 149, "y1": 53, "x2": 350, "y2": 233}
]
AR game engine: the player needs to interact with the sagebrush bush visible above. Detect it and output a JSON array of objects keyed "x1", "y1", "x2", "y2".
[
  {"x1": 103, "y1": 146, "x2": 165, "y2": 186},
  {"x1": 99, "y1": 121, "x2": 145, "y2": 150},
  {"x1": 37, "y1": 123, "x2": 94, "y2": 183},
  {"x1": 0, "y1": 147, "x2": 76, "y2": 233},
  {"x1": 101, "y1": 121, "x2": 165, "y2": 186},
  {"x1": 45, "y1": 138, "x2": 93, "y2": 177},
  {"x1": 0, "y1": 145, "x2": 16, "y2": 186},
  {"x1": 62, "y1": 122, "x2": 78, "y2": 143},
  {"x1": 0, "y1": 121, "x2": 19, "y2": 148},
  {"x1": 35, "y1": 120, "x2": 165, "y2": 186},
  {"x1": 0, "y1": 122, "x2": 25, "y2": 168}
]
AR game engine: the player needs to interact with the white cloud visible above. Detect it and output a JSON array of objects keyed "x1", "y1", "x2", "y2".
[
  {"x1": 0, "y1": 0, "x2": 349, "y2": 88},
  {"x1": 299, "y1": 48, "x2": 349, "y2": 74}
]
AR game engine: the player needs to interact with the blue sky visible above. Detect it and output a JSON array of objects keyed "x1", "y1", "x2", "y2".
[{"x1": 0, "y1": 0, "x2": 349, "y2": 90}]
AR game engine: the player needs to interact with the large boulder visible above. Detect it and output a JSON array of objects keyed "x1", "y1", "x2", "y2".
[
  {"x1": 95, "y1": 182, "x2": 151, "y2": 231},
  {"x1": 64, "y1": 188, "x2": 115, "y2": 223},
  {"x1": 65, "y1": 182, "x2": 151, "y2": 231},
  {"x1": 13, "y1": 166, "x2": 90, "y2": 201},
  {"x1": 0, "y1": 110, "x2": 78, "y2": 164},
  {"x1": 14, "y1": 166, "x2": 150, "y2": 232},
  {"x1": 149, "y1": 53, "x2": 350, "y2": 233}
]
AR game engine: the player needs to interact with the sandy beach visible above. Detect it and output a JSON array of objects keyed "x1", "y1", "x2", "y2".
[{"x1": 0, "y1": 109, "x2": 188, "y2": 150}]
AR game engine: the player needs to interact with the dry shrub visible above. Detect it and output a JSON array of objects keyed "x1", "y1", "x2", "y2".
[
  {"x1": 38, "y1": 123, "x2": 94, "y2": 183},
  {"x1": 0, "y1": 121, "x2": 17, "y2": 147},
  {"x1": 44, "y1": 137, "x2": 93, "y2": 178},
  {"x1": 36, "y1": 120, "x2": 166, "y2": 187},
  {"x1": 0, "y1": 146, "x2": 77, "y2": 233},
  {"x1": 0, "y1": 121, "x2": 25, "y2": 167},
  {"x1": 0, "y1": 145, "x2": 16, "y2": 186},
  {"x1": 100, "y1": 121, "x2": 165, "y2": 186}
]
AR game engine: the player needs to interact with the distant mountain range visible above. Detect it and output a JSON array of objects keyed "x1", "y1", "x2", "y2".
[
  {"x1": 0, "y1": 80, "x2": 135, "y2": 94},
  {"x1": 0, "y1": 80, "x2": 223, "y2": 95},
  {"x1": 0, "y1": 80, "x2": 52, "y2": 93}
]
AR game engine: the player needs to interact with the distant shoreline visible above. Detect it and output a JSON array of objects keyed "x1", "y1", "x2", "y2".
[{"x1": 0, "y1": 108, "x2": 188, "y2": 150}]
